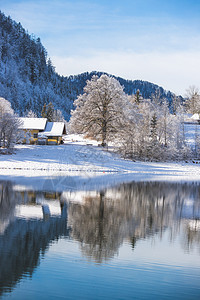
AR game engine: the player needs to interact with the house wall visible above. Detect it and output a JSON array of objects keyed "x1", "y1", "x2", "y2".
[
  {"x1": 22, "y1": 131, "x2": 64, "y2": 145},
  {"x1": 47, "y1": 136, "x2": 63, "y2": 145},
  {"x1": 22, "y1": 129, "x2": 39, "y2": 144}
]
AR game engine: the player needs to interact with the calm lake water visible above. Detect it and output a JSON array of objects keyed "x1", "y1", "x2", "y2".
[{"x1": 0, "y1": 180, "x2": 200, "y2": 299}]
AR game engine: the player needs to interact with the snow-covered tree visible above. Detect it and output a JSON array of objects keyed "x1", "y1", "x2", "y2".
[
  {"x1": 157, "y1": 99, "x2": 170, "y2": 147},
  {"x1": 115, "y1": 102, "x2": 140, "y2": 159},
  {"x1": 116, "y1": 96, "x2": 190, "y2": 161},
  {"x1": 128, "y1": 89, "x2": 143, "y2": 104},
  {"x1": 46, "y1": 102, "x2": 54, "y2": 122},
  {"x1": 185, "y1": 86, "x2": 200, "y2": 114},
  {"x1": 25, "y1": 109, "x2": 37, "y2": 118},
  {"x1": 70, "y1": 75, "x2": 128, "y2": 146},
  {"x1": 41, "y1": 102, "x2": 55, "y2": 121},
  {"x1": 53, "y1": 109, "x2": 65, "y2": 122},
  {"x1": 0, "y1": 97, "x2": 14, "y2": 116},
  {"x1": 171, "y1": 95, "x2": 182, "y2": 115},
  {"x1": 0, "y1": 113, "x2": 22, "y2": 149},
  {"x1": 41, "y1": 103, "x2": 47, "y2": 118},
  {"x1": 0, "y1": 97, "x2": 21, "y2": 149},
  {"x1": 41, "y1": 102, "x2": 65, "y2": 122}
]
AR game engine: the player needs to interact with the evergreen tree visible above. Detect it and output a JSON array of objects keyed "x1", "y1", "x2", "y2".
[
  {"x1": 46, "y1": 102, "x2": 54, "y2": 122},
  {"x1": 135, "y1": 89, "x2": 142, "y2": 104},
  {"x1": 41, "y1": 103, "x2": 46, "y2": 118},
  {"x1": 150, "y1": 113, "x2": 158, "y2": 142}
]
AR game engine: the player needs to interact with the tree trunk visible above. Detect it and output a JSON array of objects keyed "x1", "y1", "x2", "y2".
[{"x1": 101, "y1": 120, "x2": 107, "y2": 147}]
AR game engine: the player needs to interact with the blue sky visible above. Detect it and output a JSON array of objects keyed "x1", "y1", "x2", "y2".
[{"x1": 1, "y1": 0, "x2": 200, "y2": 95}]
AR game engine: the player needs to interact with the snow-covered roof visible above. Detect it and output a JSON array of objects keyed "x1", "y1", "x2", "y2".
[
  {"x1": 191, "y1": 113, "x2": 200, "y2": 120},
  {"x1": 19, "y1": 118, "x2": 47, "y2": 130},
  {"x1": 184, "y1": 113, "x2": 200, "y2": 123},
  {"x1": 39, "y1": 122, "x2": 66, "y2": 137}
]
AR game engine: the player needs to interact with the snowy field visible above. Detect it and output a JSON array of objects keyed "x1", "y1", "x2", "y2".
[{"x1": 0, "y1": 134, "x2": 200, "y2": 191}]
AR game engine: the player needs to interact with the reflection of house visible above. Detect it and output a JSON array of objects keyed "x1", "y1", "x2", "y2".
[
  {"x1": 19, "y1": 118, "x2": 47, "y2": 144},
  {"x1": 38, "y1": 122, "x2": 66, "y2": 145},
  {"x1": 19, "y1": 118, "x2": 66, "y2": 145},
  {"x1": 0, "y1": 208, "x2": 68, "y2": 297}
]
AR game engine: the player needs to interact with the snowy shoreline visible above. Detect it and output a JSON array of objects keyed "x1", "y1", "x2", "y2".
[{"x1": 0, "y1": 141, "x2": 200, "y2": 192}]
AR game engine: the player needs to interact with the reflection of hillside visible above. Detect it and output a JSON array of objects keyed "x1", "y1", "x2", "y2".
[
  {"x1": 0, "y1": 180, "x2": 63, "y2": 233},
  {"x1": 68, "y1": 182, "x2": 200, "y2": 263},
  {"x1": 0, "y1": 179, "x2": 200, "y2": 293},
  {"x1": 0, "y1": 181, "x2": 69, "y2": 297},
  {"x1": 0, "y1": 211, "x2": 69, "y2": 297},
  {"x1": 0, "y1": 182, "x2": 22, "y2": 234}
]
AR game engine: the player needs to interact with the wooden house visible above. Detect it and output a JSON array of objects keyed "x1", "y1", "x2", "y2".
[
  {"x1": 38, "y1": 122, "x2": 66, "y2": 145},
  {"x1": 19, "y1": 118, "x2": 47, "y2": 144}
]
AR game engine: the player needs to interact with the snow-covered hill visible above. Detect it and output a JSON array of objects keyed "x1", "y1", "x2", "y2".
[{"x1": 0, "y1": 11, "x2": 181, "y2": 120}]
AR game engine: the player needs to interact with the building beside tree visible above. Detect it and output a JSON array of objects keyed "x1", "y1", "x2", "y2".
[
  {"x1": 38, "y1": 122, "x2": 66, "y2": 145},
  {"x1": 18, "y1": 118, "x2": 66, "y2": 145},
  {"x1": 18, "y1": 118, "x2": 47, "y2": 144}
]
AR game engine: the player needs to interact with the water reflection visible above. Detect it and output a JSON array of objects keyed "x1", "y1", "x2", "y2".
[
  {"x1": 0, "y1": 181, "x2": 69, "y2": 296},
  {"x1": 0, "y1": 180, "x2": 200, "y2": 296},
  {"x1": 69, "y1": 182, "x2": 200, "y2": 262}
]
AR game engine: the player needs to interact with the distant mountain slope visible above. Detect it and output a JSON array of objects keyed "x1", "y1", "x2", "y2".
[
  {"x1": 0, "y1": 11, "x2": 181, "y2": 120},
  {"x1": 68, "y1": 71, "x2": 176, "y2": 105}
]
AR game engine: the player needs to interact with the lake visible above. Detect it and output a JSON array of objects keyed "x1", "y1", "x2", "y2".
[{"x1": 0, "y1": 180, "x2": 200, "y2": 299}]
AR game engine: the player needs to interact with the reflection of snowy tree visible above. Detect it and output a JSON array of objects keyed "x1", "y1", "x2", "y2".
[
  {"x1": 181, "y1": 220, "x2": 200, "y2": 254},
  {"x1": 0, "y1": 181, "x2": 20, "y2": 233},
  {"x1": 69, "y1": 192, "x2": 128, "y2": 263},
  {"x1": 68, "y1": 182, "x2": 200, "y2": 262}
]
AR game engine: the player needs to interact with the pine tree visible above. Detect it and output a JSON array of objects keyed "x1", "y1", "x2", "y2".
[
  {"x1": 150, "y1": 113, "x2": 158, "y2": 142},
  {"x1": 41, "y1": 103, "x2": 46, "y2": 118},
  {"x1": 46, "y1": 102, "x2": 54, "y2": 122},
  {"x1": 135, "y1": 89, "x2": 142, "y2": 104}
]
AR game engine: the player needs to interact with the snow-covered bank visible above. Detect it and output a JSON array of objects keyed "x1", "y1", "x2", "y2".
[{"x1": 0, "y1": 140, "x2": 200, "y2": 192}]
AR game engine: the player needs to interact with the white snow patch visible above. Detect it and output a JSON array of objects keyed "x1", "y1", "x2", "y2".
[{"x1": 0, "y1": 134, "x2": 200, "y2": 191}]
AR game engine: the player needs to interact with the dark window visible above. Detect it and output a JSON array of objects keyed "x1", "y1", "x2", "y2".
[{"x1": 33, "y1": 133, "x2": 38, "y2": 138}]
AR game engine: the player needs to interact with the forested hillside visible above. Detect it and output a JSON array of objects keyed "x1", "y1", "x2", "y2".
[{"x1": 0, "y1": 11, "x2": 181, "y2": 120}]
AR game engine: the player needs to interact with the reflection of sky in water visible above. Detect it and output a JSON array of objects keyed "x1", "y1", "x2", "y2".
[
  {"x1": 0, "y1": 180, "x2": 200, "y2": 299},
  {"x1": 12, "y1": 232, "x2": 199, "y2": 300}
]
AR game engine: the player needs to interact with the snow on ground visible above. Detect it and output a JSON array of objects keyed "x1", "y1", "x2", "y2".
[{"x1": 0, "y1": 134, "x2": 200, "y2": 191}]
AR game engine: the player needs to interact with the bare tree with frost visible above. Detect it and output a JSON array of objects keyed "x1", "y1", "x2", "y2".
[
  {"x1": 0, "y1": 97, "x2": 14, "y2": 116},
  {"x1": 70, "y1": 75, "x2": 127, "y2": 146},
  {"x1": 117, "y1": 96, "x2": 189, "y2": 161},
  {"x1": 0, "y1": 97, "x2": 21, "y2": 150},
  {"x1": 185, "y1": 86, "x2": 200, "y2": 114},
  {"x1": 53, "y1": 109, "x2": 65, "y2": 122},
  {"x1": 25, "y1": 110, "x2": 37, "y2": 118}
]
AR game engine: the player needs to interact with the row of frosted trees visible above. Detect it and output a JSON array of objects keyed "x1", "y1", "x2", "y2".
[{"x1": 70, "y1": 74, "x2": 200, "y2": 161}]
